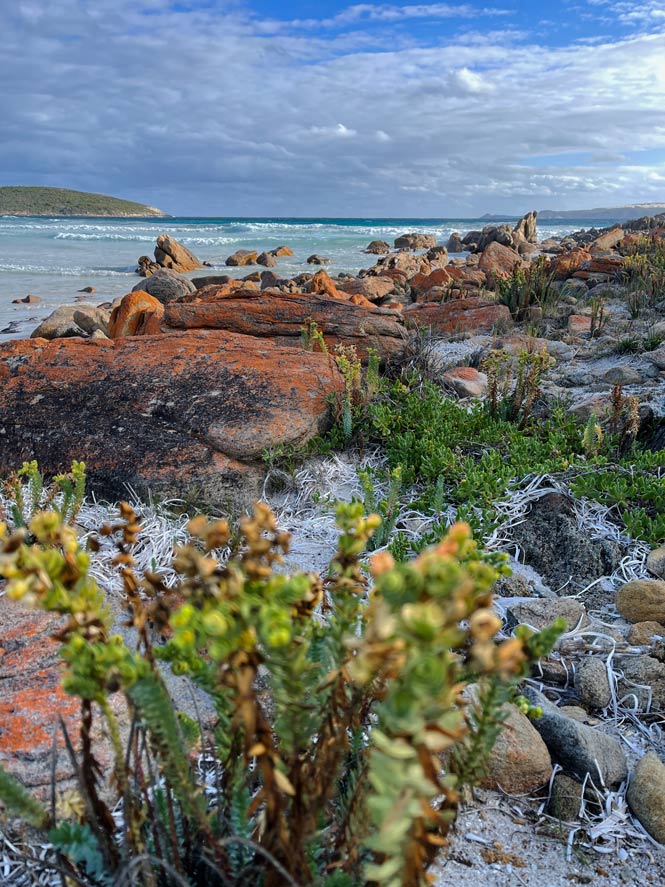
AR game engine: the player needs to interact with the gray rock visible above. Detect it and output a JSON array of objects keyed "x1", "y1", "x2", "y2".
[
  {"x1": 627, "y1": 752, "x2": 665, "y2": 844},
  {"x1": 510, "y1": 493, "x2": 623, "y2": 596},
  {"x1": 506, "y1": 598, "x2": 587, "y2": 632},
  {"x1": 618, "y1": 655, "x2": 665, "y2": 711},
  {"x1": 647, "y1": 546, "x2": 665, "y2": 579},
  {"x1": 257, "y1": 251, "x2": 278, "y2": 267},
  {"x1": 132, "y1": 269, "x2": 196, "y2": 304},
  {"x1": 524, "y1": 688, "x2": 628, "y2": 788},
  {"x1": 31, "y1": 304, "x2": 110, "y2": 339},
  {"x1": 575, "y1": 657, "x2": 612, "y2": 711},
  {"x1": 394, "y1": 233, "x2": 436, "y2": 250},
  {"x1": 480, "y1": 703, "x2": 552, "y2": 794},
  {"x1": 306, "y1": 254, "x2": 331, "y2": 265},
  {"x1": 365, "y1": 240, "x2": 391, "y2": 254},
  {"x1": 603, "y1": 365, "x2": 644, "y2": 386},
  {"x1": 446, "y1": 232, "x2": 466, "y2": 252},
  {"x1": 548, "y1": 773, "x2": 584, "y2": 821}
]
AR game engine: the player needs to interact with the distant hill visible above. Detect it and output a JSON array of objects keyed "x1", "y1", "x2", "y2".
[
  {"x1": 537, "y1": 203, "x2": 665, "y2": 222},
  {"x1": 0, "y1": 186, "x2": 167, "y2": 217}
]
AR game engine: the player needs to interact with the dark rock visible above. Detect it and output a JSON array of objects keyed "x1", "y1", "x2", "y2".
[
  {"x1": 257, "y1": 251, "x2": 278, "y2": 267},
  {"x1": 575, "y1": 657, "x2": 612, "y2": 710},
  {"x1": 12, "y1": 294, "x2": 41, "y2": 304},
  {"x1": 365, "y1": 240, "x2": 391, "y2": 254},
  {"x1": 131, "y1": 269, "x2": 196, "y2": 304},
  {"x1": 306, "y1": 255, "x2": 331, "y2": 265},
  {"x1": 394, "y1": 233, "x2": 436, "y2": 250}
]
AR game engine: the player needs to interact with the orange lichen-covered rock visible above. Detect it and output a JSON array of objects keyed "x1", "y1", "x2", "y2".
[
  {"x1": 162, "y1": 292, "x2": 406, "y2": 363},
  {"x1": 306, "y1": 269, "x2": 344, "y2": 299},
  {"x1": 108, "y1": 290, "x2": 165, "y2": 337},
  {"x1": 0, "y1": 330, "x2": 344, "y2": 508},
  {"x1": 552, "y1": 248, "x2": 592, "y2": 279},
  {"x1": 404, "y1": 297, "x2": 512, "y2": 336},
  {"x1": 410, "y1": 267, "x2": 453, "y2": 294},
  {"x1": 272, "y1": 245, "x2": 294, "y2": 257},
  {"x1": 478, "y1": 242, "x2": 523, "y2": 282},
  {"x1": 337, "y1": 276, "x2": 396, "y2": 302}
]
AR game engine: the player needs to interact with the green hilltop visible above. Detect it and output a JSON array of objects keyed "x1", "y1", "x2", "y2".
[{"x1": 0, "y1": 186, "x2": 167, "y2": 217}]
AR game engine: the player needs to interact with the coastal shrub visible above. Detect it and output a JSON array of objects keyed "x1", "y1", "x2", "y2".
[
  {"x1": 495, "y1": 257, "x2": 559, "y2": 320},
  {"x1": 366, "y1": 376, "x2": 665, "y2": 548},
  {"x1": 621, "y1": 235, "x2": 665, "y2": 304},
  {"x1": 0, "y1": 459, "x2": 86, "y2": 529},
  {"x1": 0, "y1": 501, "x2": 561, "y2": 887}
]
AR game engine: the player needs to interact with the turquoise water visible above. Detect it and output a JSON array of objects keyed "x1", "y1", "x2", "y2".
[{"x1": 0, "y1": 215, "x2": 598, "y2": 340}]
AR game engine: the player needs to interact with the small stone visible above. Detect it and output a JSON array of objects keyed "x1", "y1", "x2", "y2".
[
  {"x1": 575, "y1": 657, "x2": 612, "y2": 711},
  {"x1": 627, "y1": 752, "x2": 665, "y2": 844},
  {"x1": 12, "y1": 294, "x2": 41, "y2": 304},
  {"x1": 567, "y1": 314, "x2": 592, "y2": 336},
  {"x1": 647, "y1": 546, "x2": 665, "y2": 579},
  {"x1": 306, "y1": 254, "x2": 331, "y2": 265},
  {"x1": 506, "y1": 598, "x2": 587, "y2": 633},
  {"x1": 618, "y1": 655, "x2": 665, "y2": 711},
  {"x1": 616, "y1": 579, "x2": 665, "y2": 624},
  {"x1": 603, "y1": 366, "x2": 643, "y2": 385},
  {"x1": 628, "y1": 621, "x2": 665, "y2": 646},
  {"x1": 78, "y1": 286, "x2": 96, "y2": 293},
  {"x1": 548, "y1": 773, "x2": 584, "y2": 821},
  {"x1": 441, "y1": 367, "x2": 488, "y2": 398},
  {"x1": 480, "y1": 703, "x2": 552, "y2": 794},
  {"x1": 524, "y1": 688, "x2": 627, "y2": 788}
]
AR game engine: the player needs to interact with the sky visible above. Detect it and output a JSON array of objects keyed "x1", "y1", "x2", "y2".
[{"x1": 1, "y1": 0, "x2": 665, "y2": 216}]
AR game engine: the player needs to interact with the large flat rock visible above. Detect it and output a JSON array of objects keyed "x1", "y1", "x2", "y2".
[{"x1": 0, "y1": 329, "x2": 344, "y2": 509}]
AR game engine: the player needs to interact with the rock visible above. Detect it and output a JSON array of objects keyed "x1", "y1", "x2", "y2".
[
  {"x1": 366, "y1": 240, "x2": 391, "y2": 254},
  {"x1": 618, "y1": 655, "x2": 665, "y2": 710},
  {"x1": 257, "y1": 251, "x2": 278, "y2": 267},
  {"x1": 441, "y1": 367, "x2": 488, "y2": 398},
  {"x1": 524, "y1": 688, "x2": 628, "y2": 788},
  {"x1": 575, "y1": 657, "x2": 612, "y2": 710},
  {"x1": 616, "y1": 579, "x2": 665, "y2": 623},
  {"x1": 480, "y1": 703, "x2": 552, "y2": 794},
  {"x1": 603, "y1": 366, "x2": 643, "y2": 385},
  {"x1": 394, "y1": 233, "x2": 436, "y2": 250},
  {"x1": 272, "y1": 245, "x2": 294, "y2": 257},
  {"x1": 226, "y1": 249, "x2": 258, "y2": 267},
  {"x1": 425, "y1": 245, "x2": 449, "y2": 265},
  {"x1": 12, "y1": 294, "x2": 41, "y2": 304},
  {"x1": 552, "y1": 248, "x2": 593, "y2": 280},
  {"x1": 510, "y1": 493, "x2": 623, "y2": 596},
  {"x1": 567, "y1": 314, "x2": 592, "y2": 336},
  {"x1": 337, "y1": 276, "x2": 396, "y2": 302},
  {"x1": 153, "y1": 233, "x2": 202, "y2": 273},
  {"x1": 78, "y1": 286, "x2": 96, "y2": 293},
  {"x1": 374, "y1": 251, "x2": 427, "y2": 277},
  {"x1": 410, "y1": 267, "x2": 454, "y2": 295},
  {"x1": 548, "y1": 773, "x2": 584, "y2": 821},
  {"x1": 306, "y1": 254, "x2": 331, "y2": 265},
  {"x1": 627, "y1": 752, "x2": 665, "y2": 843},
  {"x1": 647, "y1": 546, "x2": 665, "y2": 579},
  {"x1": 404, "y1": 297, "x2": 512, "y2": 336},
  {"x1": 513, "y1": 211, "x2": 538, "y2": 244},
  {"x1": 30, "y1": 304, "x2": 110, "y2": 339},
  {"x1": 136, "y1": 255, "x2": 160, "y2": 276},
  {"x1": 161, "y1": 291, "x2": 407, "y2": 364},
  {"x1": 540, "y1": 238, "x2": 563, "y2": 254},
  {"x1": 470, "y1": 224, "x2": 516, "y2": 252},
  {"x1": 506, "y1": 598, "x2": 587, "y2": 633},
  {"x1": 131, "y1": 269, "x2": 196, "y2": 304},
  {"x1": 478, "y1": 241, "x2": 523, "y2": 282},
  {"x1": 446, "y1": 232, "x2": 466, "y2": 252},
  {"x1": 648, "y1": 345, "x2": 665, "y2": 371},
  {"x1": 108, "y1": 291, "x2": 165, "y2": 338},
  {"x1": 628, "y1": 622, "x2": 665, "y2": 646},
  {"x1": 260, "y1": 271, "x2": 285, "y2": 290},
  {"x1": 191, "y1": 275, "x2": 232, "y2": 289},
  {"x1": 0, "y1": 331, "x2": 344, "y2": 510},
  {"x1": 591, "y1": 228, "x2": 624, "y2": 251}
]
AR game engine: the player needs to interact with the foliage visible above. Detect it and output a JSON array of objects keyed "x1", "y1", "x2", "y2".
[
  {"x1": 0, "y1": 460, "x2": 87, "y2": 530},
  {"x1": 481, "y1": 347, "x2": 555, "y2": 428},
  {"x1": 0, "y1": 500, "x2": 561, "y2": 887},
  {"x1": 357, "y1": 465, "x2": 403, "y2": 551},
  {"x1": 495, "y1": 257, "x2": 559, "y2": 320},
  {"x1": 367, "y1": 377, "x2": 665, "y2": 547},
  {"x1": 621, "y1": 234, "x2": 665, "y2": 305},
  {"x1": 0, "y1": 185, "x2": 164, "y2": 217}
]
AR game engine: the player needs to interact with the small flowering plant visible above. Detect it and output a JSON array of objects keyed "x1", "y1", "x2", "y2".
[{"x1": 0, "y1": 498, "x2": 561, "y2": 887}]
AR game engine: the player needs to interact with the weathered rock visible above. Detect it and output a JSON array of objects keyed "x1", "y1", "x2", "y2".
[
  {"x1": 647, "y1": 546, "x2": 665, "y2": 579},
  {"x1": 441, "y1": 367, "x2": 488, "y2": 398},
  {"x1": 478, "y1": 241, "x2": 523, "y2": 282},
  {"x1": 627, "y1": 752, "x2": 665, "y2": 844},
  {"x1": 616, "y1": 579, "x2": 665, "y2": 624},
  {"x1": 30, "y1": 304, "x2": 110, "y2": 339},
  {"x1": 628, "y1": 622, "x2": 665, "y2": 646},
  {"x1": 131, "y1": 269, "x2": 196, "y2": 304},
  {"x1": 618, "y1": 655, "x2": 665, "y2": 710},
  {"x1": 548, "y1": 774, "x2": 584, "y2": 821},
  {"x1": 446, "y1": 232, "x2": 466, "y2": 252},
  {"x1": 108, "y1": 291, "x2": 165, "y2": 338},
  {"x1": 506, "y1": 598, "x2": 587, "y2": 633},
  {"x1": 591, "y1": 228, "x2": 624, "y2": 251},
  {"x1": 365, "y1": 240, "x2": 391, "y2": 254},
  {"x1": 513, "y1": 211, "x2": 538, "y2": 244},
  {"x1": 394, "y1": 233, "x2": 436, "y2": 250},
  {"x1": 272, "y1": 245, "x2": 294, "y2": 257},
  {"x1": 257, "y1": 251, "x2": 278, "y2": 267},
  {"x1": 524, "y1": 688, "x2": 627, "y2": 788},
  {"x1": 12, "y1": 294, "x2": 42, "y2": 304},
  {"x1": 603, "y1": 365, "x2": 643, "y2": 385},
  {"x1": 567, "y1": 314, "x2": 592, "y2": 336},
  {"x1": 374, "y1": 251, "x2": 427, "y2": 277},
  {"x1": 480, "y1": 703, "x2": 553, "y2": 794},
  {"x1": 648, "y1": 345, "x2": 665, "y2": 371},
  {"x1": 404, "y1": 297, "x2": 512, "y2": 336},
  {"x1": 552, "y1": 248, "x2": 593, "y2": 280},
  {"x1": 306, "y1": 254, "x2": 331, "y2": 265},
  {"x1": 575, "y1": 657, "x2": 612, "y2": 711},
  {"x1": 191, "y1": 275, "x2": 232, "y2": 289},
  {"x1": 0, "y1": 331, "x2": 344, "y2": 509},
  {"x1": 510, "y1": 493, "x2": 623, "y2": 595},
  {"x1": 337, "y1": 276, "x2": 396, "y2": 302},
  {"x1": 410, "y1": 267, "x2": 454, "y2": 295},
  {"x1": 153, "y1": 233, "x2": 202, "y2": 273},
  {"x1": 161, "y1": 292, "x2": 406, "y2": 363},
  {"x1": 425, "y1": 245, "x2": 449, "y2": 265},
  {"x1": 226, "y1": 249, "x2": 258, "y2": 267}
]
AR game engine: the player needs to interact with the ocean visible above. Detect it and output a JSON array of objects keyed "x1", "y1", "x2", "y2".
[{"x1": 0, "y1": 215, "x2": 602, "y2": 341}]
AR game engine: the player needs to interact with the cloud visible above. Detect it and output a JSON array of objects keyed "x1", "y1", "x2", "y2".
[
  {"x1": 289, "y1": 3, "x2": 511, "y2": 29},
  {"x1": 1, "y1": 1, "x2": 664, "y2": 215}
]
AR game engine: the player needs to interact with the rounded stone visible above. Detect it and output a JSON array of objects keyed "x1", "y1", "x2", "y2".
[
  {"x1": 627, "y1": 752, "x2": 665, "y2": 844},
  {"x1": 616, "y1": 579, "x2": 665, "y2": 624},
  {"x1": 480, "y1": 703, "x2": 553, "y2": 794},
  {"x1": 575, "y1": 657, "x2": 612, "y2": 711}
]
